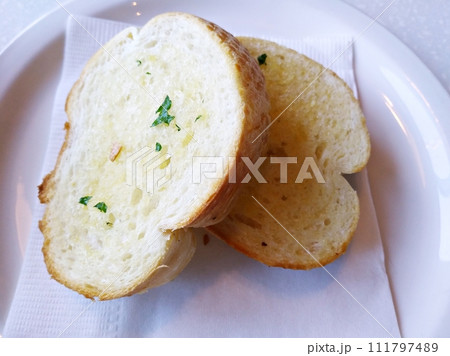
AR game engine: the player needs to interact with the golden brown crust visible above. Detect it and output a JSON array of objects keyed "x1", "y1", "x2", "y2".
[
  {"x1": 208, "y1": 192, "x2": 359, "y2": 270},
  {"x1": 37, "y1": 173, "x2": 52, "y2": 204},
  {"x1": 38, "y1": 121, "x2": 71, "y2": 205},
  {"x1": 39, "y1": 59, "x2": 102, "y2": 299}
]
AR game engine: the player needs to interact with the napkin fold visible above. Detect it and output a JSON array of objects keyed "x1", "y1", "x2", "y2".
[{"x1": 3, "y1": 15, "x2": 400, "y2": 337}]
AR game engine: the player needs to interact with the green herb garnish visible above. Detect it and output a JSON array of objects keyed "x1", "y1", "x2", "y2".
[
  {"x1": 175, "y1": 124, "x2": 181, "y2": 131},
  {"x1": 155, "y1": 142, "x2": 162, "y2": 152},
  {"x1": 79, "y1": 196, "x2": 92, "y2": 206},
  {"x1": 195, "y1": 115, "x2": 202, "y2": 122},
  {"x1": 151, "y1": 95, "x2": 175, "y2": 127},
  {"x1": 136, "y1": 59, "x2": 142, "y2": 66},
  {"x1": 94, "y1": 202, "x2": 107, "y2": 213},
  {"x1": 146, "y1": 71, "x2": 151, "y2": 75},
  {"x1": 257, "y1": 53, "x2": 267, "y2": 65}
]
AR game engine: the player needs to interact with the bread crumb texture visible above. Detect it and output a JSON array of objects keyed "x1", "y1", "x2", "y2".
[
  {"x1": 208, "y1": 37, "x2": 370, "y2": 269},
  {"x1": 38, "y1": 14, "x2": 269, "y2": 299}
]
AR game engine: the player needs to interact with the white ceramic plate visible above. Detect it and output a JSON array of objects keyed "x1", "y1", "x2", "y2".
[{"x1": 1, "y1": 0, "x2": 449, "y2": 337}]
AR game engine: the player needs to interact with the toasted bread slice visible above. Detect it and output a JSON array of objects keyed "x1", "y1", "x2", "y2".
[
  {"x1": 38, "y1": 15, "x2": 269, "y2": 299},
  {"x1": 207, "y1": 37, "x2": 370, "y2": 269}
]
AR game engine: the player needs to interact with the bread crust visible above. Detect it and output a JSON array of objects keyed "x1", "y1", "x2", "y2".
[
  {"x1": 41, "y1": 219, "x2": 196, "y2": 300},
  {"x1": 207, "y1": 187, "x2": 359, "y2": 270},
  {"x1": 39, "y1": 126, "x2": 197, "y2": 299},
  {"x1": 207, "y1": 37, "x2": 370, "y2": 269},
  {"x1": 38, "y1": 14, "x2": 268, "y2": 299},
  {"x1": 155, "y1": 14, "x2": 270, "y2": 228}
]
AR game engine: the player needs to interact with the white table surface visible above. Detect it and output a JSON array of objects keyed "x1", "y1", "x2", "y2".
[{"x1": 1, "y1": 0, "x2": 449, "y2": 95}]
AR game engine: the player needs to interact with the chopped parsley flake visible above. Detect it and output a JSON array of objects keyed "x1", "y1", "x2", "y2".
[
  {"x1": 257, "y1": 53, "x2": 267, "y2": 65},
  {"x1": 152, "y1": 95, "x2": 175, "y2": 127},
  {"x1": 94, "y1": 202, "x2": 107, "y2": 213},
  {"x1": 136, "y1": 59, "x2": 142, "y2": 66},
  {"x1": 79, "y1": 196, "x2": 92, "y2": 206},
  {"x1": 146, "y1": 71, "x2": 151, "y2": 75},
  {"x1": 175, "y1": 124, "x2": 181, "y2": 131},
  {"x1": 155, "y1": 142, "x2": 162, "y2": 151},
  {"x1": 195, "y1": 115, "x2": 202, "y2": 122}
]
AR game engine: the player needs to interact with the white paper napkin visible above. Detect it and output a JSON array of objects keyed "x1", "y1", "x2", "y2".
[{"x1": 3, "y1": 15, "x2": 400, "y2": 338}]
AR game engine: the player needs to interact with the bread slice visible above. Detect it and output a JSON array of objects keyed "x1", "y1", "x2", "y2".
[
  {"x1": 207, "y1": 37, "x2": 370, "y2": 269},
  {"x1": 38, "y1": 14, "x2": 269, "y2": 299}
]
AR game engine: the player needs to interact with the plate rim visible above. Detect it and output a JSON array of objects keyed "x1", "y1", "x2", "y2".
[{"x1": 1, "y1": 0, "x2": 450, "y2": 337}]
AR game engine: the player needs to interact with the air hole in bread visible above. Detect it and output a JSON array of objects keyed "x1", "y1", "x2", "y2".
[
  {"x1": 295, "y1": 249, "x2": 303, "y2": 257},
  {"x1": 144, "y1": 40, "x2": 156, "y2": 48},
  {"x1": 315, "y1": 143, "x2": 325, "y2": 160},
  {"x1": 142, "y1": 204, "x2": 152, "y2": 216},
  {"x1": 309, "y1": 241, "x2": 320, "y2": 252},
  {"x1": 130, "y1": 188, "x2": 143, "y2": 205},
  {"x1": 108, "y1": 213, "x2": 115, "y2": 224},
  {"x1": 122, "y1": 253, "x2": 132, "y2": 261}
]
